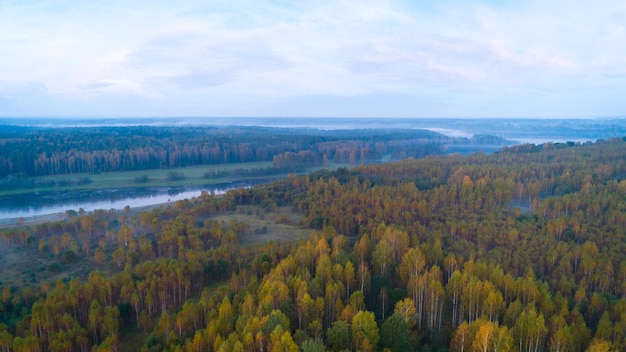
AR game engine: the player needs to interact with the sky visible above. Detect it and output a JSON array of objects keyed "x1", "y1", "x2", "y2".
[{"x1": 1, "y1": 0, "x2": 626, "y2": 118}]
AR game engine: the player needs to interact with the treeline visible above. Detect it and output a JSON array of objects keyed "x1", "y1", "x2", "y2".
[
  {"x1": 0, "y1": 137, "x2": 624, "y2": 350},
  {"x1": 0, "y1": 125, "x2": 496, "y2": 178}
]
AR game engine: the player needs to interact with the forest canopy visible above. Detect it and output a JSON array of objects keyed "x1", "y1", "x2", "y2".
[
  {"x1": 0, "y1": 134, "x2": 625, "y2": 351},
  {"x1": 0, "y1": 125, "x2": 507, "y2": 178}
]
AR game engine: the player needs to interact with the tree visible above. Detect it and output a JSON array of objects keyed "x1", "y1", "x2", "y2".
[
  {"x1": 344, "y1": 261, "x2": 356, "y2": 298},
  {"x1": 491, "y1": 324, "x2": 513, "y2": 352},
  {"x1": 354, "y1": 235, "x2": 370, "y2": 264},
  {"x1": 513, "y1": 308, "x2": 547, "y2": 352},
  {"x1": 270, "y1": 326, "x2": 298, "y2": 352},
  {"x1": 594, "y1": 312, "x2": 613, "y2": 341},
  {"x1": 0, "y1": 329, "x2": 13, "y2": 352},
  {"x1": 352, "y1": 311, "x2": 379, "y2": 352},
  {"x1": 102, "y1": 306, "x2": 120, "y2": 339},
  {"x1": 262, "y1": 310, "x2": 290, "y2": 337},
  {"x1": 382, "y1": 227, "x2": 409, "y2": 264},
  {"x1": 585, "y1": 339, "x2": 614, "y2": 352},
  {"x1": 398, "y1": 247, "x2": 426, "y2": 287},
  {"x1": 450, "y1": 322, "x2": 471, "y2": 352},
  {"x1": 327, "y1": 321, "x2": 351, "y2": 352},
  {"x1": 89, "y1": 300, "x2": 104, "y2": 344},
  {"x1": 394, "y1": 298, "x2": 417, "y2": 330},
  {"x1": 379, "y1": 314, "x2": 411, "y2": 352},
  {"x1": 483, "y1": 290, "x2": 504, "y2": 323},
  {"x1": 372, "y1": 241, "x2": 393, "y2": 277},
  {"x1": 357, "y1": 261, "x2": 371, "y2": 294},
  {"x1": 301, "y1": 338, "x2": 326, "y2": 352},
  {"x1": 425, "y1": 270, "x2": 444, "y2": 332},
  {"x1": 217, "y1": 297, "x2": 234, "y2": 336},
  {"x1": 94, "y1": 248, "x2": 105, "y2": 264},
  {"x1": 378, "y1": 287, "x2": 389, "y2": 320},
  {"x1": 118, "y1": 224, "x2": 132, "y2": 247},
  {"x1": 472, "y1": 321, "x2": 494, "y2": 352}
]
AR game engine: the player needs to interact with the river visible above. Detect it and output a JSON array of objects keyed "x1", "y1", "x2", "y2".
[{"x1": 0, "y1": 183, "x2": 250, "y2": 223}]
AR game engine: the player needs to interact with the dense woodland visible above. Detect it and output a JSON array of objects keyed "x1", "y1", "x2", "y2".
[
  {"x1": 0, "y1": 137, "x2": 626, "y2": 351},
  {"x1": 0, "y1": 125, "x2": 503, "y2": 178}
]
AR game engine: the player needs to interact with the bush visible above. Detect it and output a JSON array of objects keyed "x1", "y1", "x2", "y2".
[
  {"x1": 77, "y1": 177, "x2": 92, "y2": 185},
  {"x1": 61, "y1": 250, "x2": 77, "y2": 263},
  {"x1": 134, "y1": 174, "x2": 150, "y2": 183},
  {"x1": 255, "y1": 226, "x2": 268, "y2": 234},
  {"x1": 166, "y1": 171, "x2": 185, "y2": 181},
  {"x1": 48, "y1": 262, "x2": 61, "y2": 273}
]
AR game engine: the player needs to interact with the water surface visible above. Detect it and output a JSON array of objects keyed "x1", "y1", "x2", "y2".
[{"x1": 0, "y1": 183, "x2": 249, "y2": 221}]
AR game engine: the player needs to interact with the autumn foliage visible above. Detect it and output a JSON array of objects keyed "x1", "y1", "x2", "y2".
[{"x1": 1, "y1": 137, "x2": 626, "y2": 351}]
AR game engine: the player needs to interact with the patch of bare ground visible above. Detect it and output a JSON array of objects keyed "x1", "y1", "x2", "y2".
[
  {"x1": 213, "y1": 206, "x2": 311, "y2": 247},
  {"x1": 0, "y1": 242, "x2": 113, "y2": 290}
]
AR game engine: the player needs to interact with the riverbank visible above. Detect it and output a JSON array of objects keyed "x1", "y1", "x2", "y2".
[
  {"x1": 0, "y1": 190, "x2": 221, "y2": 228},
  {"x1": 0, "y1": 164, "x2": 348, "y2": 228},
  {"x1": 0, "y1": 185, "x2": 234, "y2": 228},
  {"x1": 0, "y1": 161, "x2": 347, "y2": 226},
  {"x1": 0, "y1": 161, "x2": 275, "y2": 198},
  {"x1": 0, "y1": 212, "x2": 66, "y2": 228}
]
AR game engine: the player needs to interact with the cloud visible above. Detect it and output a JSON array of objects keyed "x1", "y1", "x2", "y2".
[
  {"x1": 1, "y1": 0, "x2": 626, "y2": 117},
  {"x1": 75, "y1": 79, "x2": 159, "y2": 100},
  {"x1": 165, "y1": 69, "x2": 235, "y2": 89},
  {"x1": 0, "y1": 81, "x2": 47, "y2": 95},
  {"x1": 126, "y1": 28, "x2": 292, "y2": 90},
  {"x1": 79, "y1": 82, "x2": 114, "y2": 90}
]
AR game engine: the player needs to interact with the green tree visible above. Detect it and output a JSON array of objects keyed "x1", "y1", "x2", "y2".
[
  {"x1": 379, "y1": 314, "x2": 411, "y2": 352},
  {"x1": 352, "y1": 311, "x2": 379, "y2": 352},
  {"x1": 513, "y1": 308, "x2": 547, "y2": 352},
  {"x1": 327, "y1": 321, "x2": 351, "y2": 352},
  {"x1": 301, "y1": 338, "x2": 326, "y2": 352}
]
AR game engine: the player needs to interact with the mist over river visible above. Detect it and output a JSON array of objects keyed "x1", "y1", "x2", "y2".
[{"x1": 0, "y1": 183, "x2": 249, "y2": 222}]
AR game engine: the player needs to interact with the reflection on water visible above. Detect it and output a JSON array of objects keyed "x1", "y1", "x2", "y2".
[{"x1": 0, "y1": 182, "x2": 250, "y2": 220}]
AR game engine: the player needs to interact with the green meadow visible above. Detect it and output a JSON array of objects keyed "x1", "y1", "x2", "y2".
[{"x1": 1, "y1": 161, "x2": 275, "y2": 197}]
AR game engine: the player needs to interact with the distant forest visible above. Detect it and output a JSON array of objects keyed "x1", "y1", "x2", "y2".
[
  {"x1": 0, "y1": 136, "x2": 625, "y2": 351},
  {"x1": 0, "y1": 125, "x2": 506, "y2": 178}
]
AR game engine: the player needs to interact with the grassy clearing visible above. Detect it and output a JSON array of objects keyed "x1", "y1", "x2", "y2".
[
  {"x1": 0, "y1": 242, "x2": 114, "y2": 290},
  {"x1": 1, "y1": 162, "x2": 350, "y2": 198},
  {"x1": 83, "y1": 161, "x2": 275, "y2": 187},
  {"x1": 214, "y1": 206, "x2": 311, "y2": 247},
  {"x1": 1, "y1": 162, "x2": 274, "y2": 197}
]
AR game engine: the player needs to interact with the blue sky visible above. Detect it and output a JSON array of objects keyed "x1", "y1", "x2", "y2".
[{"x1": 1, "y1": 0, "x2": 626, "y2": 118}]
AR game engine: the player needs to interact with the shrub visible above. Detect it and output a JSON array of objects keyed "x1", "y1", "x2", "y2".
[
  {"x1": 166, "y1": 171, "x2": 185, "y2": 181},
  {"x1": 134, "y1": 174, "x2": 150, "y2": 183}
]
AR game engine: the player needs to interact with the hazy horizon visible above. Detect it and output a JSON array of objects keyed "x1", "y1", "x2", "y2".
[{"x1": 2, "y1": 116, "x2": 625, "y2": 146}]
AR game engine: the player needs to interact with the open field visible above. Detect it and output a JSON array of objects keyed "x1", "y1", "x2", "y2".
[
  {"x1": 0, "y1": 241, "x2": 113, "y2": 290},
  {"x1": 214, "y1": 205, "x2": 311, "y2": 247},
  {"x1": 1, "y1": 161, "x2": 349, "y2": 199},
  {"x1": 0, "y1": 161, "x2": 274, "y2": 197}
]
